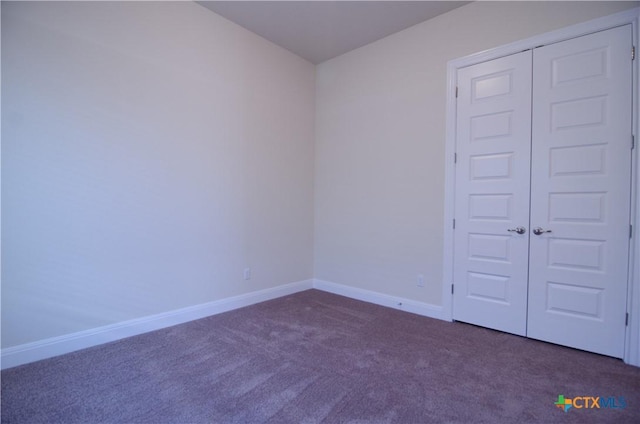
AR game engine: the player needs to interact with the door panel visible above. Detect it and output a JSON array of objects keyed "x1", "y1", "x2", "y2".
[
  {"x1": 453, "y1": 51, "x2": 532, "y2": 336},
  {"x1": 528, "y1": 25, "x2": 632, "y2": 357}
]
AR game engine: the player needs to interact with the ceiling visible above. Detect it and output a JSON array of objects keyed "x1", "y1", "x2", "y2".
[{"x1": 197, "y1": 1, "x2": 471, "y2": 64}]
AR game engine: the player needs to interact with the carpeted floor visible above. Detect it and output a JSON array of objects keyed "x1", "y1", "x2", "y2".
[{"x1": 2, "y1": 289, "x2": 640, "y2": 423}]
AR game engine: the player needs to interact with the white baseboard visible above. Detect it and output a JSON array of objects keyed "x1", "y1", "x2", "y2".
[
  {"x1": 313, "y1": 279, "x2": 445, "y2": 321},
  {"x1": 1, "y1": 279, "x2": 313, "y2": 370},
  {"x1": 2, "y1": 278, "x2": 445, "y2": 370}
]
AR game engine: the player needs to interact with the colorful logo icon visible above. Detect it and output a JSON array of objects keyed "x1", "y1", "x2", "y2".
[{"x1": 555, "y1": 395, "x2": 572, "y2": 412}]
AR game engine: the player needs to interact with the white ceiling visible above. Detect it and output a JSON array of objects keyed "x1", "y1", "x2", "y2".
[{"x1": 197, "y1": 1, "x2": 471, "y2": 64}]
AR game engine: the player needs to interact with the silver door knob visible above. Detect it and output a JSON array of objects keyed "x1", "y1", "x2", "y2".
[
  {"x1": 507, "y1": 227, "x2": 526, "y2": 234},
  {"x1": 533, "y1": 227, "x2": 552, "y2": 235}
]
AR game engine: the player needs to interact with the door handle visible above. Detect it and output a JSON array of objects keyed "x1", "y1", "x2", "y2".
[
  {"x1": 533, "y1": 227, "x2": 552, "y2": 235},
  {"x1": 507, "y1": 226, "x2": 526, "y2": 235}
]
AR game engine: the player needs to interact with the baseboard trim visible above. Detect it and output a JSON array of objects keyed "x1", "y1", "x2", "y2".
[
  {"x1": 313, "y1": 279, "x2": 444, "y2": 321},
  {"x1": 2, "y1": 279, "x2": 445, "y2": 369},
  {"x1": 1, "y1": 279, "x2": 313, "y2": 370}
]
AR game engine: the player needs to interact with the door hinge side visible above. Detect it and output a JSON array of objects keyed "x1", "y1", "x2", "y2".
[
  {"x1": 452, "y1": 219, "x2": 456, "y2": 229},
  {"x1": 451, "y1": 284, "x2": 454, "y2": 295},
  {"x1": 632, "y1": 135, "x2": 635, "y2": 150},
  {"x1": 454, "y1": 153, "x2": 457, "y2": 164},
  {"x1": 626, "y1": 312, "x2": 629, "y2": 326},
  {"x1": 633, "y1": 46, "x2": 636, "y2": 60},
  {"x1": 630, "y1": 224, "x2": 633, "y2": 239},
  {"x1": 455, "y1": 86, "x2": 458, "y2": 98}
]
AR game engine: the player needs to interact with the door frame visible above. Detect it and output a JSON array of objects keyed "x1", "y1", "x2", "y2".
[{"x1": 442, "y1": 7, "x2": 640, "y2": 366}]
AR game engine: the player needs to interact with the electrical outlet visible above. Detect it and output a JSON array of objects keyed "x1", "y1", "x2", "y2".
[
  {"x1": 417, "y1": 274, "x2": 424, "y2": 287},
  {"x1": 244, "y1": 268, "x2": 251, "y2": 280}
]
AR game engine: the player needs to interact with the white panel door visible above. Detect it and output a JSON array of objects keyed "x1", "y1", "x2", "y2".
[
  {"x1": 453, "y1": 51, "x2": 532, "y2": 336},
  {"x1": 528, "y1": 25, "x2": 632, "y2": 357}
]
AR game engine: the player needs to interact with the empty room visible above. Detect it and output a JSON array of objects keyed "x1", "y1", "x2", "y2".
[{"x1": 3, "y1": 1, "x2": 640, "y2": 422}]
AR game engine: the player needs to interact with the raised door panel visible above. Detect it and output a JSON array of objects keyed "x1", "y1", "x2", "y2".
[
  {"x1": 528, "y1": 25, "x2": 632, "y2": 358},
  {"x1": 452, "y1": 51, "x2": 532, "y2": 336}
]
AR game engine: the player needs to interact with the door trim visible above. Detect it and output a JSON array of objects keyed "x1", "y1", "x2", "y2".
[{"x1": 443, "y1": 7, "x2": 640, "y2": 366}]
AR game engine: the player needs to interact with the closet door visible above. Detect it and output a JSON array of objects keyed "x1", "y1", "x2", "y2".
[
  {"x1": 452, "y1": 51, "x2": 532, "y2": 336},
  {"x1": 528, "y1": 25, "x2": 632, "y2": 357}
]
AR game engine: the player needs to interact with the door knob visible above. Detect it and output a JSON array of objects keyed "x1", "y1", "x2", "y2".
[
  {"x1": 533, "y1": 227, "x2": 552, "y2": 235},
  {"x1": 507, "y1": 227, "x2": 526, "y2": 234}
]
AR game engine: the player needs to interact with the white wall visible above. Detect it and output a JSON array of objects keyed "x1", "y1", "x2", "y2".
[
  {"x1": 4, "y1": 0, "x2": 638, "y2": 353},
  {"x1": 314, "y1": 1, "x2": 638, "y2": 306},
  {"x1": 1, "y1": 2, "x2": 315, "y2": 348}
]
